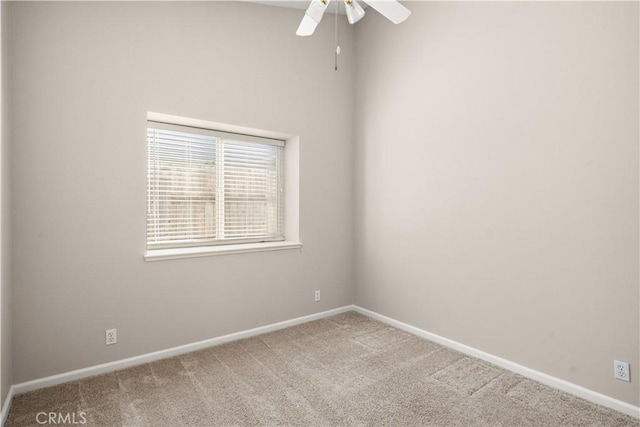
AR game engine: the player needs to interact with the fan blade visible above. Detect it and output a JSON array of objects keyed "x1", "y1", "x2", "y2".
[
  {"x1": 296, "y1": 15, "x2": 319, "y2": 36},
  {"x1": 362, "y1": 0, "x2": 411, "y2": 24},
  {"x1": 296, "y1": 0, "x2": 331, "y2": 36}
]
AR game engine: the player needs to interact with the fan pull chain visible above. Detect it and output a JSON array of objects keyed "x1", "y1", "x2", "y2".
[{"x1": 334, "y1": 2, "x2": 340, "y2": 71}]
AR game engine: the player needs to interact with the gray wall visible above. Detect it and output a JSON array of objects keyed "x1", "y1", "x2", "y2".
[
  {"x1": 1, "y1": 0, "x2": 12, "y2": 405},
  {"x1": 354, "y1": 2, "x2": 639, "y2": 406},
  {"x1": 10, "y1": 1, "x2": 355, "y2": 383}
]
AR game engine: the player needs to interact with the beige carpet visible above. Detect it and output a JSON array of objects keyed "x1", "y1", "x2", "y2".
[{"x1": 6, "y1": 311, "x2": 638, "y2": 426}]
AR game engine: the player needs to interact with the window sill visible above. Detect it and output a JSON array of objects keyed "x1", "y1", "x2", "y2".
[{"x1": 144, "y1": 241, "x2": 303, "y2": 262}]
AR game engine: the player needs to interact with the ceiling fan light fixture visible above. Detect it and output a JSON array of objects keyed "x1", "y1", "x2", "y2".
[
  {"x1": 344, "y1": 0, "x2": 365, "y2": 25},
  {"x1": 296, "y1": 0, "x2": 410, "y2": 37}
]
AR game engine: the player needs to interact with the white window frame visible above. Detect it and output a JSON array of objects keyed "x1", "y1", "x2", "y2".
[{"x1": 144, "y1": 112, "x2": 301, "y2": 261}]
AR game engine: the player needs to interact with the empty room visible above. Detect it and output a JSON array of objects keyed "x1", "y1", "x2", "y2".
[{"x1": 0, "y1": 0, "x2": 638, "y2": 426}]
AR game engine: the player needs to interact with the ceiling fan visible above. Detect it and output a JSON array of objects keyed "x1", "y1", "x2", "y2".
[{"x1": 296, "y1": 0, "x2": 411, "y2": 36}]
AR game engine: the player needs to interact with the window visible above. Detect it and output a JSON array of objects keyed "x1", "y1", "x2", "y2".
[{"x1": 146, "y1": 121, "x2": 284, "y2": 251}]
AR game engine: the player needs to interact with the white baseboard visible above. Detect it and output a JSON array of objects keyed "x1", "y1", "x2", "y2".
[
  {"x1": 352, "y1": 305, "x2": 640, "y2": 419},
  {"x1": 11, "y1": 305, "x2": 355, "y2": 397},
  {"x1": 0, "y1": 385, "x2": 15, "y2": 427},
  {"x1": 6, "y1": 304, "x2": 639, "y2": 421}
]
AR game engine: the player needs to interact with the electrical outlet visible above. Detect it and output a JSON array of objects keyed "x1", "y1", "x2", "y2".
[
  {"x1": 314, "y1": 290, "x2": 321, "y2": 302},
  {"x1": 106, "y1": 328, "x2": 117, "y2": 346},
  {"x1": 614, "y1": 360, "x2": 630, "y2": 382}
]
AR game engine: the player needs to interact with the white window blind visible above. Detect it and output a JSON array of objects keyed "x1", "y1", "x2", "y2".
[{"x1": 147, "y1": 122, "x2": 284, "y2": 250}]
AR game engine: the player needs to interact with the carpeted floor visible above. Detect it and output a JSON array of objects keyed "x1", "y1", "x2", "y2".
[{"x1": 6, "y1": 311, "x2": 639, "y2": 426}]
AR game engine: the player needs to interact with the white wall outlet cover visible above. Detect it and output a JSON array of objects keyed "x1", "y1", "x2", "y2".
[
  {"x1": 106, "y1": 328, "x2": 117, "y2": 346},
  {"x1": 314, "y1": 290, "x2": 321, "y2": 302},
  {"x1": 613, "y1": 360, "x2": 630, "y2": 382}
]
